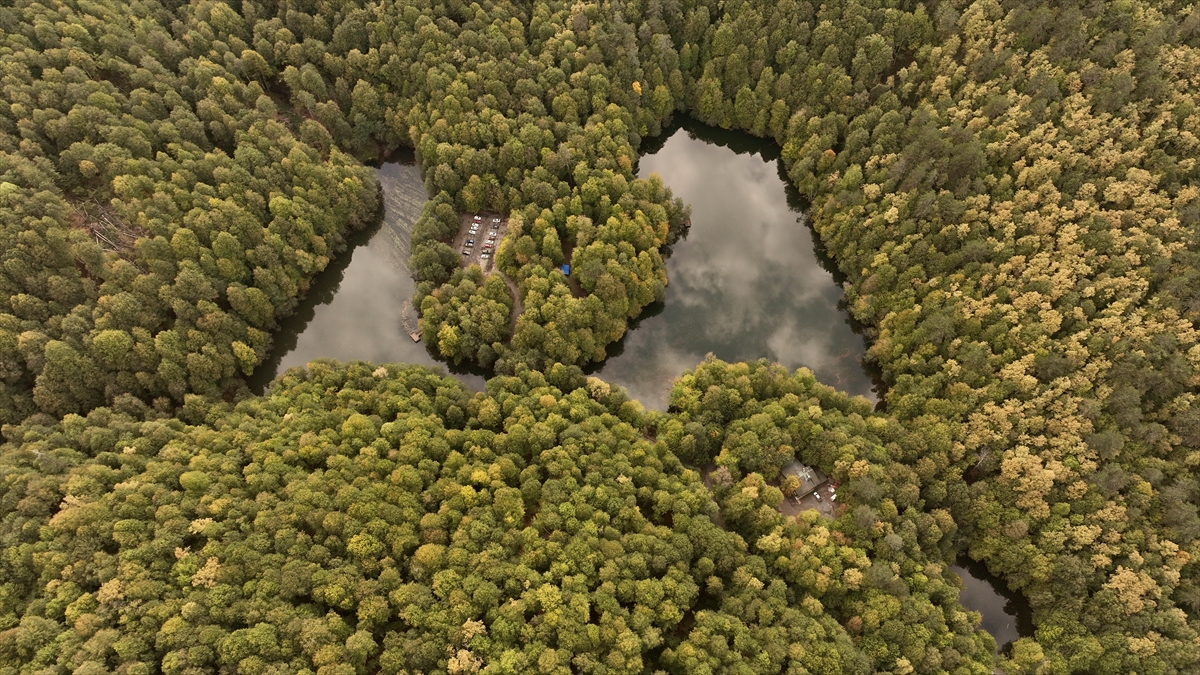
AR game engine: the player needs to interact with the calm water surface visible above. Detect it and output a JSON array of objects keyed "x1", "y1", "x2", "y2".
[
  {"x1": 952, "y1": 557, "x2": 1034, "y2": 652},
  {"x1": 593, "y1": 120, "x2": 880, "y2": 409},
  {"x1": 253, "y1": 123, "x2": 877, "y2": 406},
  {"x1": 249, "y1": 157, "x2": 486, "y2": 393}
]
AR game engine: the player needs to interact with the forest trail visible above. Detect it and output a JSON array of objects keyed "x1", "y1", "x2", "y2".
[{"x1": 500, "y1": 272, "x2": 522, "y2": 334}]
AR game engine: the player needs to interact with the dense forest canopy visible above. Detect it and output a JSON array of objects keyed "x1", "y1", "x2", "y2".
[
  {"x1": 1, "y1": 0, "x2": 1200, "y2": 673},
  {"x1": 0, "y1": 361, "x2": 997, "y2": 675}
]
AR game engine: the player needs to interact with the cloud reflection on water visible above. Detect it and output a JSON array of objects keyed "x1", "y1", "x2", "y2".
[
  {"x1": 254, "y1": 127, "x2": 874, "y2": 406},
  {"x1": 594, "y1": 124, "x2": 877, "y2": 409}
]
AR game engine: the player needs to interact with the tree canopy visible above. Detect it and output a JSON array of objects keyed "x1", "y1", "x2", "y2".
[{"x1": 0, "y1": 361, "x2": 995, "y2": 675}]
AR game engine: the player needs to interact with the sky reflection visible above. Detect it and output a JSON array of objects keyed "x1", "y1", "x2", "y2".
[
  {"x1": 249, "y1": 161, "x2": 486, "y2": 393},
  {"x1": 251, "y1": 124, "x2": 877, "y2": 407},
  {"x1": 593, "y1": 122, "x2": 878, "y2": 409}
]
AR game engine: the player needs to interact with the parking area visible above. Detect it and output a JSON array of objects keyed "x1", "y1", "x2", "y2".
[
  {"x1": 779, "y1": 481, "x2": 840, "y2": 519},
  {"x1": 455, "y1": 212, "x2": 508, "y2": 272}
]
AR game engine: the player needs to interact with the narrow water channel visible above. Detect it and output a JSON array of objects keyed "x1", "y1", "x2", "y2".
[
  {"x1": 592, "y1": 119, "x2": 881, "y2": 409},
  {"x1": 248, "y1": 155, "x2": 486, "y2": 393}
]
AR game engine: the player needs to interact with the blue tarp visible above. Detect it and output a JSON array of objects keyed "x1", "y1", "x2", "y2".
[{"x1": 561, "y1": 264, "x2": 570, "y2": 274}]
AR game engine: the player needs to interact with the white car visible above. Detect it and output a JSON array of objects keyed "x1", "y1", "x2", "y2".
[{"x1": 492, "y1": 217, "x2": 501, "y2": 223}]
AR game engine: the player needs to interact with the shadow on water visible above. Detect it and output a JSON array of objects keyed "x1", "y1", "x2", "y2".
[
  {"x1": 246, "y1": 152, "x2": 486, "y2": 395},
  {"x1": 581, "y1": 300, "x2": 667, "y2": 371},
  {"x1": 369, "y1": 145, "x2": 418, "y2": 169},
  {"x1": 766, "y1": 134, "x2": 890, "y2": 410},
  {"x1": 599, "y1": 116, "x2": 886, "y2": 409},
  {"x1": 635, "y1": 116, "x2": 785, "y2": 164},
  {"x1": 247, "y1": 215, "x2": 380, "y2": 394},
  {"x1": 951, "y1": 556, "x2": 1035, "y2": 654}
]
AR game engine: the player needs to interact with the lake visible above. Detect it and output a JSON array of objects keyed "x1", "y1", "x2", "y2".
[
  {"x1": 247, "y1": 154, "x2": 486, "y2": 393},
  {"x1": 593, "y1": 119, "x2": 880, "y2": 409},
  {"x1": 247, "y1": 121, "x2": 1028, "y2": 665},
  {"x1": 251, "y1": 121, "x2": 879, "y2": 410}
]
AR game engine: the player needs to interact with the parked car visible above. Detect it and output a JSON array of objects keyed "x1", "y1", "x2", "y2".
[
  {"x1": 466, "y1": 239, "x2": 474, "y2": 244},
  {"x1": 492, "y1": 217, "x2": 500, "y2": 223},
  {"x1": 473, "y1": 215, "x2": 482, "y2": 222},
  {"x1": 813, "y1": 492, "x2": 822, "y2": 502}
]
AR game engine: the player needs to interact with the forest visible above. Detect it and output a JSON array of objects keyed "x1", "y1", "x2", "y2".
[
  {"x1": 2, "y1": 0, "x2": 1200, "y2": 673},
  {"x1": 0, "y1": 360, "x2": 997, "y2": 675}
]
